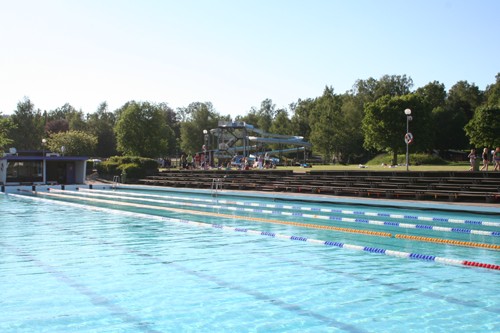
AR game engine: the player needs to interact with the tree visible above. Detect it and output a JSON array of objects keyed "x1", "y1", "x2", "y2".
[
  {"x1": 45, "y1": 119, "x2": 69, "y2": 134},
  {"x1": 46, "y1": 130, "x2": 97, "y2": 156},
  {"x1": 339, "y1": 94, "x2": 366, "y2": 163},
  {"x1": 362, "y1": 94, "x2": 432, "y2": 165},
  {"x1": 115, "y1": 101, "x2": 174, "y2": 158},
  {"x1": 179, "y1": 102, "x2": 226, "y2": 155},
  {"x1": 415, "y1": 81, "x2": 448, "y2": 151},
  {"x1": 415, "y1": 81, "x2": 447, "y2": 108},
  {"x1": 352, "y1": 74, "x2": 414, "y2": 102},
  {"x1": 464, "y1": 105, "x2": 500, "y2": 148},
  {"x1": 8, "y1": 97, "x2": 45, "y2": 150},
  {"x1": 269, "y1": 109, "x2": 292, "y2": 136},
  {"x1": 309, "y1": 86, "x2": 344, "y2": 163},
  {"x1": 255, "y1": 99, "x2": 276, "y2": 133},
  {"x1": 157, "y1": 102, "x2": 179, "y2": 156},
  {"x1": 484, "y1": 73, "x2": 500, "y2": 106},
  {"x1": 47, "y1": 103, "x2": 87, "y2": 131},
  {"x1": 0, "y1": 114, "x2": 15, "y2": 150},
  {"x1": 439, "y1": 81, "x2": 484, "y2": 150},
  {"x1": 290, "y1": 99, "x2": 314, "y2": 141},
  {"x1": 86, "y1": 102, "x2": 118, "y2": 157}
]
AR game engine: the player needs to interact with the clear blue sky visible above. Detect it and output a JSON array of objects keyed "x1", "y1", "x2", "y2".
[{"x1": 1, "y1": 0, "x2": 499, "y2": 119}]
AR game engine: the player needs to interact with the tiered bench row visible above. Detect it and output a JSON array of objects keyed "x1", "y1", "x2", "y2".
[{"x1": 138, "y1": 170, "x2": 500, "y2": 204}]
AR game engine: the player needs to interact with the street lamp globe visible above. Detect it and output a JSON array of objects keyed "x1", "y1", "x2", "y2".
[{"x1": 404, "y1": 108, "x2": 411, "y2": 116}]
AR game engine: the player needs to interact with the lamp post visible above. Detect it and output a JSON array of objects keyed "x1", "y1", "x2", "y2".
[
  {"x1": 42, "y1": 138, "x2": 47, "y2": 156},
  {"x1": 203, "y1": 129, "x2": 209, "y2": 169},
  {"x1": 404, "y1": 108, "x2": 412, "y2": 171},
  {"x1": 41, "y1": 139, "x2": 47, "y2": 184}
]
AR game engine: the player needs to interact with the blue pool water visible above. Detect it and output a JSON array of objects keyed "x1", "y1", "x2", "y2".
[{"x1": 1, "y1": 187, "x2": 499, "y2": 332}]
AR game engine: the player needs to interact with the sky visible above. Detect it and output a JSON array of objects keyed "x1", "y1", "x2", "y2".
[{"x1": 1, "y1": 0, "x2": 499, "y2": 119}]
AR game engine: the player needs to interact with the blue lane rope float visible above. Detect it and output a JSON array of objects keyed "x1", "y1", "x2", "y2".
[
  {"x1": 69, "y1": 189, "x2": 499, "y2": 238},
  {"x1": 8, "y1": 193, "x2": 500, "y2": 271}
]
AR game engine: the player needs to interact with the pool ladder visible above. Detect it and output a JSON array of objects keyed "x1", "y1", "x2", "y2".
[
  {"x1": 112, "y1": 175, "x2": 120, "y2": 189},
  {"x1": 211, "y1": 178, "x2": 223, "y2": 197}
]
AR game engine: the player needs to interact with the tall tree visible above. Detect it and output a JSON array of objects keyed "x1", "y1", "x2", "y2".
[
  {"x1": 269, "y1": 109, "x2": 292, "y2": 136},
  {"x1": 46, "y1": 130, "x2": 97, "y2": 156},
  {"x1": 157, "y1": 102, "x2": 179, "y2": 156},
  {"x1": 179, "y1": 102, "x2": 225, "y2": 155},
  {"x1": 309, "y1": 86, "x2": 345, "y2": 163},
  {"x1": 415, "y1": 81, "x2": 448, "y2": 151},
  {"x1": 290, "y1": 98, "x2": 313, "y2": 141},
  {"x1": 0, "y1": 114, "x2": 15, "y2": 150},
  {"x1": 352, "y1": 74, "x2": 413, "y2": 102},
  {"x1": 255, "y1": 98, "x2": 276, "y2": 133},
  {"x1": 362, "y1": 94, "x2": 432, "y2": 165},
  {"x1": 86, "y1": 102, "x2": 118, "y2": 157},
  {"x1": 484, "y1": 73, "x2": 500, "y2": 106},
  {"x1": 45, "y1": 119, "x2": 69, "y2": 134},
  {"x1": 415, "y1": 81, "x2": 447, "y2": 108},
  {"x1": 339, "y1": 94, "x2": 366, "y2": 163},
  {"x1": 443, "y1": 81, "x2": 484, "y2": 149},
  {"x1": 464, "y1": 105, "x2": 500, "y2": 148},
  {"x1": 115, "y1": 101, "x2": 174, "y2": 158},
  {"x1": 8, "y1": 97, "x2": 44, "y2": 150}
]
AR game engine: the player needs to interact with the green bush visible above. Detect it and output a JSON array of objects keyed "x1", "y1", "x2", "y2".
[
  {"x1": 96, "y1": 156, "x2": 159, "y2": 180},
  {"x1": 117, "y1": 163, "x2": 144, "y2": 180},
  {"x1": 96, "y1": 161, "x2": 119, "y2": 176}
]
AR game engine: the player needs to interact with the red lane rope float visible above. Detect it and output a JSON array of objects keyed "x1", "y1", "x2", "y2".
[
  {"x1": 462, "y1": 261, "x2": 500, "y2": 270},
  {"x1": 395, "y1": 234, "x2": 500, "y2": 251}
]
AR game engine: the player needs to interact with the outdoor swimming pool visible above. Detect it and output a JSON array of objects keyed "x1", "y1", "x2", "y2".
[{"x1": 1, "y1": 186, "x2": 499, "y2": 332}]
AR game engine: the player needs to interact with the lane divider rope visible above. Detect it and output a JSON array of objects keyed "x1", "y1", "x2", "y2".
[
  {"x1": 70, "y1": 189, "x2": 499, "y2": 238},
  {"x1": 9, "y1": 193, "x2": 500, "y2": 271},
  {"x1": 36, "y1": 190, "x2": 500, "y2": 250},
  {"x1": 37, "y1": 190, "x2": 393, "y2": 237},
  {"x1": 395, "y1": 234, "x2": 500, "y2": 250},
  {"x1": 80, "y1": 188, "x2": 500, "y2": 228}
]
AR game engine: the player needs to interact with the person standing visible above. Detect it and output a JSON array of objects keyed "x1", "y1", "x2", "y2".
[
  {"x1": 186, "y1": 153, "x2": 194, "y2": 169},
  {"x1": 467, "y1": 149, "x2": 477, "y2": 171},
  {"x1": 494, "y1": 147, "x2": 500, "y2": 171},
  {"x1": 480, "y1": 148, "x2": 489, "y2": 171}
]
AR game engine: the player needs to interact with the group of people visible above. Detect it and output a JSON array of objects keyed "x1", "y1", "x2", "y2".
[
  {"x1": 468, "y1": 147, "x2": 500, "y2": 171},
  {"x1": 180, "y1": 152, "x2": 209, "y2": 170}
]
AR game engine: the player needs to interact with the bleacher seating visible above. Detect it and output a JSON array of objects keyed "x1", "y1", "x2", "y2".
[{"x1": 138, "y1": 169, "x2": 500, "y2": 204}]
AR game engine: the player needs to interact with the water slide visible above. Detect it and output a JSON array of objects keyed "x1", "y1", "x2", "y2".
[{"x1": 216, "y1": 121, "x2": 312, "y2": 148}]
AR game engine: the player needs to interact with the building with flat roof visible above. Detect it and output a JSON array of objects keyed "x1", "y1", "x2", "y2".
[{"x1": 0, "y1": 149, "x2": 87, "y2": 185}]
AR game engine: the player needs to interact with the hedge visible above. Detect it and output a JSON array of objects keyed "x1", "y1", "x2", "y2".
[{"x1": 96, "y1": 156, "x2": 159, "y2": 181}]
